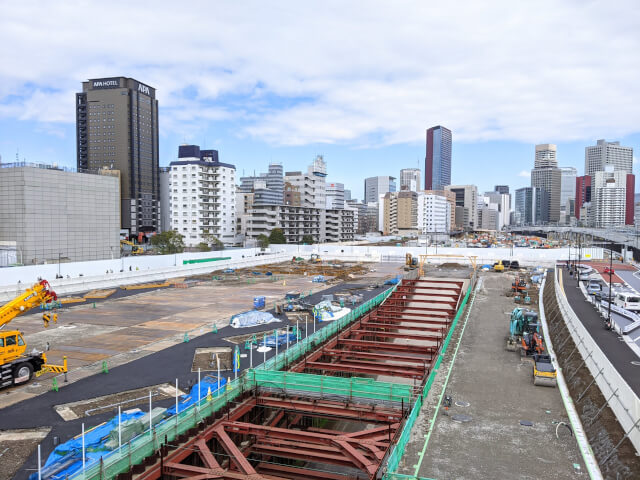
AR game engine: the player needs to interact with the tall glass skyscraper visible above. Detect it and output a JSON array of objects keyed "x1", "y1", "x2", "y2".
[{"x1": 424, "y1": 125, "x2": 452, "y2": 190}]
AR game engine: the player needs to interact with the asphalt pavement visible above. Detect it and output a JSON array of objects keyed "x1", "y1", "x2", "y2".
[
  {"x1": 4, "y1": 281, "x2": 390, "y2": 480},
  {"x1": 561, "y1": 270, "x2": 640, "y2": 398}
]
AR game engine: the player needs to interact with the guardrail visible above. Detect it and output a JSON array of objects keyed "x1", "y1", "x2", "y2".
[
  {"x1": 69, "y1": 283, "x2": 399, "y2": 480},
  {"x1": 554, "y1": 269, "x2": 640, "y2": 454}
]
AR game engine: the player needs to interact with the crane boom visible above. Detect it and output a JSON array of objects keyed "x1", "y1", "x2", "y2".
[{"x1": 0, "y1": 280, "x2": 57, "y2": 330}]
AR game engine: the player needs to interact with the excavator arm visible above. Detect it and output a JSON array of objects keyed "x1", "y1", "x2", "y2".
[{"x1": 0, "y1": 280, "x2": 58, "y2": 330}]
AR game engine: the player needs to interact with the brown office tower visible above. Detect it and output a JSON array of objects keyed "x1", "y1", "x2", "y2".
[{"x1": 76, "y1": 77, "x2": 159, "y2": 237}]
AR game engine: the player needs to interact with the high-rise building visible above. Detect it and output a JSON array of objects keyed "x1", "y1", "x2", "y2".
[
  {"x1": 559, "y1": 167, "x2": 577, "y2": 214},
  {"x1": 531, "y1": 144, "x2": 561, "y2": 224},
  {"x1": 575, "y1": 175, "x2": 592, "y2": 222},
  {"x1": 399, "y1": 168, "x2": 420, "y2": 191},
  {"x1": 514, "y1": 187, "x2": 546, "y2": 225},
  {"x1": 364, "y1": 176, "x2": 396, "y2": 204},
  {"x1": 169, "y1": 145, "x2": 236, "y2": 246},
  {"x1": 159, "y1": 167, "x2": 171, "y2": 233},
  {"x1": 585, "y1": 139, "x2": 633, "y2": 176},
  {"x1": 424, "y1": 126, "x2": 452, "y2": 190},
  {"x1": 344, "y1": 189, "x2": 352, "y2": 202},
  {"x1": 76, "y1": 77, "x2": 159, "y2": 237},
  {"x1": 590, "y1": 167, "x2": 635, "y2": 227},
  {"x1": 494, "y1": 185, "x2": 509, "y2": 195},
  {"x1": 535, "y1": 144, "x2": 557, "y2": 168},
  {"x1": 444, "y1": 185, "x2": 477, "y2": 229},
  {"x1": 484, "y1": 191, "x2": 510, "y2": 229}
]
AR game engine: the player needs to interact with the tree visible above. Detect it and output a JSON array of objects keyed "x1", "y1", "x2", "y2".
[
  {"x1": 201, "y1": 233, "x2": 225, "y2": 251},
  {"x1": 269, "y1": 228, "x2": 286, "y2": 244},
  {"x1": 301, "y1": 234, "x2": 314, "y2": 244},
  {"x1": 197, "y1": 242, "x2": 210, "y2": 252},
  {"x1": 257, "y1": 234, "x2": 270, "y2": 248},
  {"x1": 150, "y1": 230, "x2": 185, "y2": 254}
]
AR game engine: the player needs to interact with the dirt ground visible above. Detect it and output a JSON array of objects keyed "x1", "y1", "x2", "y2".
[
  {"x1": 399, "y1": 272, "x2": 586, "y2": 479},
  {"x1": 0, "y1": 429, "x2": 49, "y2": 480}
]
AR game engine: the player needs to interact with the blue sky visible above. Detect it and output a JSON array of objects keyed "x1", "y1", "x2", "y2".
[{"x1": 1, "y1": 1, "x2": 639, "y2": 200}]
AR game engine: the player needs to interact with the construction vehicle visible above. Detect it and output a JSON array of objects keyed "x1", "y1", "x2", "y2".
[
  {"x1": 521, "y1": 331, "x2": 545, "y2": 356},
  {"x1": 405, "y1": 253, "x2": 418, "y2": 270},
  {"x1": 532, "y1": 354, "x2": 557, "y2": 387},
  {"x1": 0, "y1": 280, "x2": 68, "y2": 387},
  {"x1": 120, "y1": 239, "x2": 144, "y2": 255},
  {"x1": 512, "y1": 276, "x2": 527, "y2": 293},
  {"x1": 494, "y1": 260, "x2": 505, "y2": 272},
  {"x1": 507, "y1": 308, "x2": 539, "y2": 351},
  {"x1": 309, "y1": 254, "x2": 322, "y2": 264}
]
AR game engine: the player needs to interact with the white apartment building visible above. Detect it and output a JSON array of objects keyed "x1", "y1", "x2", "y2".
[
  {"x1": 169, "y1": 145, "x2": 236, "y2": 247},
  {"x1": 592, "y1": 167, "x2": 627, "y2": 228},
  {"x1": 417, "y1": 192, "x2": 451, "y2": 238},
  {"x1": 285, "y1": 156, "x2": 327, "y2": 209}
]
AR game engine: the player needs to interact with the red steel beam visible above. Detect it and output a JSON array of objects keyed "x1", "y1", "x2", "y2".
[
  {"x1": 255, "y1": 462, "x2": 354, "y2": 480},
  {"x1": 321, "y1": 348, "x2": 432, "y2": 365},
  {"x1": 359, "y1": 322, "x2": 446, "y2": 334},
  {"x1": 329, "y1": 338, "x2": 439, "y2": 354},
  {"x1": 303, "y1": 360, "x2": 426, "y2": 378},
  {"x1": 366, "y1": 315, "x2": 451, "y2": 326},
  {"x1": 255, "y1": 397, "x2": 403, "y2": 423},
  {"x1": 348, "y1": 329, "x2": 442, "y2": 342}
]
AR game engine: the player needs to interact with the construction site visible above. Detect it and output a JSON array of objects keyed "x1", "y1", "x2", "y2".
[{"x1": 0, "y1": 248, "x2": 638, "y2": 480}]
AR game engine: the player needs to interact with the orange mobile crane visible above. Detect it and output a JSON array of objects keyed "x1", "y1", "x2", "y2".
[{"x1": 0, "y1": 280, "x2": 67, "y2": 387}]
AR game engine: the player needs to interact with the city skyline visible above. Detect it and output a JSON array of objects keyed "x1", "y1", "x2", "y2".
[{"x1": 1, "y1": 1, "x2": 639, "y2": 200}]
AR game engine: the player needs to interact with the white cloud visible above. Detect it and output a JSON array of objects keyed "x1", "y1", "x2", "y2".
[
  {"x1": 518, "y1": 170, "x2": 531, "y2": 178},
  {"x1": 0, "y1": 1, "x2": 639, "y2": 147}
]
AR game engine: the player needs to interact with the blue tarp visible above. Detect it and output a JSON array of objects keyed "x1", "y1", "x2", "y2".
[
  {"x1": 260, "y1": 332, "x2": 297, "y2": 347},
  {"x1": 35, "y1": 378, "x2": 228, "y2": 480},
  {"x1": 33, "y1": 410, "x2": 145, "y2": 480},
  {"x1": 384, "y1": 275, "x2": 402, "y2": 285},
  {"x1": 167, "y1": 377, "x2": 226, "y2": 415},
  {"x1": 312, "y1": 275, "x2": 326, "y2": 282}
]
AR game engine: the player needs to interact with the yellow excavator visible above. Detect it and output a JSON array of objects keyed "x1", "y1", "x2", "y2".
[
  {"x1": 120, "y1": 239, "x2": 144, "y2": 255},
  {"x1": 0, "y1": 280, "x2": 67, "y2": 388}
]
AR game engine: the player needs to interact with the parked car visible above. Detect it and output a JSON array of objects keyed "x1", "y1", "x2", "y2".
[
  {"x1": 587, "y1": 280, "x2": 603, "y2": 295},
  {"x1": 510, "y1": 260, "x2": 520, "y2": 270},
  {"x1": 614, "y1": 292, "x2": 640, "y2": 311}
]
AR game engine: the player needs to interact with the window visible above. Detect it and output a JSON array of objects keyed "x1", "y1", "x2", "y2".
[{"x1": 6, "y1": 335, "x2": 16, "y2": 346}]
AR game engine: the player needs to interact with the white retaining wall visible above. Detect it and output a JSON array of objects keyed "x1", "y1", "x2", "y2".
[
  {"x1": 555, "y1": 268, "x2": 640, "y2": 453},
  {"x1": 0, "y1": 245, "x2": 602, "y2": 302}
]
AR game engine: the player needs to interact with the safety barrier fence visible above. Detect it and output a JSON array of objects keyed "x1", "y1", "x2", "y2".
[
  {"x1": 383, "y1": 275, "x2": 474, "y2": 478},
  {"x1": 554, "y1": 268, "x2": 640, "y2": 454},
  {"x1": 70, "y1": 283, "x2": 399, "y2": 480}
]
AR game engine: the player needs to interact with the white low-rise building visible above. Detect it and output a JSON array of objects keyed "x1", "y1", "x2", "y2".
[{"x1": 417, "y1": 192, "x2": 451, "y2": 239}]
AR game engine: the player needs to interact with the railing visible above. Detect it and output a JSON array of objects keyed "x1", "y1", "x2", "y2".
[{"x1": 70, "y1": 283, "x2": 399, "y2": 480}]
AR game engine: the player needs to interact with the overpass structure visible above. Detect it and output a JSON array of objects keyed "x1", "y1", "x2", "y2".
[{"x1": 509, "y1": 226, "x2": 640, "y2": 253}]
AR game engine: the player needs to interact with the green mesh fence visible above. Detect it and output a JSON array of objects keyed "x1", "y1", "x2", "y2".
[
  {"x1": 383, "y1": 278, "x2": 473, "y2": 477},
  {"x1": 249, "y1": 369, "x2": 415, "y2": 404},
  {"x1": 71, "y1": 284, "x2": 399, "y2": 480}
]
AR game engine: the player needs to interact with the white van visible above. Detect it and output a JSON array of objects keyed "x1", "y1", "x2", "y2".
[{"x1": 614, "y1": 292, "x2": 640, "y2": 312}]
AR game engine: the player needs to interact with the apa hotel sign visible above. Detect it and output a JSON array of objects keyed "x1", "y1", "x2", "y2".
[{"x1": 92, "y1": 78, "x2": 120, "y2": 89}]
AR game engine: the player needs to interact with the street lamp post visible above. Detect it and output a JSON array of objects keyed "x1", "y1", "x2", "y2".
[{"x1": 607, "y1": 241, "x2": 613, "y2": 329}]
